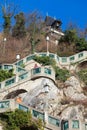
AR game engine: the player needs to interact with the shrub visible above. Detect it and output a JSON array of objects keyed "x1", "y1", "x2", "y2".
[
  {"x1": 0, "y1": 69, "x2": 14, "y2": 82},
  {"x1": 54, "y1": 67, "x2": 70, "y2": 82},
  {"x1": 77, "y1": 69, "x2": 87, "y2": 85},
  {"x1": 0, "y1": 109, "x2": 44, "y2": 130},
  {"x1": 34, "y1": 56, "x2": 56, "y2": 66}
]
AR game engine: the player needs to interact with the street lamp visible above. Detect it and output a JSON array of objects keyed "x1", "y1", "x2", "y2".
[
  {"x1": 3, "y1": 38, "x2": 7, "y2": 42},
  {"x1": 46, "y1": 36, "x2": 49, "y2": 55},
  {"x1": 16, "y1": 54, "x2": 20, "y2": 66},
  {"x1": 3, "y1": 37, "x2": 7, "y2": 55}
]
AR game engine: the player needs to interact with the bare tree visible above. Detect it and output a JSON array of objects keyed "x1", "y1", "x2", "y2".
[{"x1": 25, "y1": 11, "x2": 44, "y2": 53}]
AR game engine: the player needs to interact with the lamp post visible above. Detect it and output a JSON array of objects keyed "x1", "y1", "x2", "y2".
[
  {"x1": 46, "y1": 36, "x2": 49, "y2": 55},
  {"x1": 16, "y1": 54, "x2": 20, "y2": 65},
  {"x1": 15, "y1": 54, "x2": 20, "y2": 82},
  {"x1": 3, "y1": 37, "x2": 7, "y2": 42},
  {"x1": 3, "y1": 37, "x2": 7, "y2": 55}
]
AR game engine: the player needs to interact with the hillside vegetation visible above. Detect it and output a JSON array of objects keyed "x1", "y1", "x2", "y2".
[
  {"x1": 0, "y1": 3, "x2": 87, "y2": 86},
  {"x1": 0, "y1": 4, "x2": 87, "y2": 63},
  {"x1": 0, "y1": 4, "x2": 87, "y2": 129},
  {"x1": 0, "y1": 109, "x2": 44, "y2": 130}
]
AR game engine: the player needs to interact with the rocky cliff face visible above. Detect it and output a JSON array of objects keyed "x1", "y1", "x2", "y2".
[
  {"x1": 58, "y1": 76, "x2": 87, "y2": 120},
  {"x1": 19, "y1": 76, "x2": 87, "y2": 120},
  {"x1": 64, "y1": 76, "x2": 86, "y2": 100}
]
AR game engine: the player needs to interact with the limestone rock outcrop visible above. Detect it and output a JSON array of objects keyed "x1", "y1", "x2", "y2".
[
  {"x1": 63, "y1": 76, "x2": 86, "y2": 100},
  {"x1": 19, "y1": 76, "x2": 87, "y2": 120}
]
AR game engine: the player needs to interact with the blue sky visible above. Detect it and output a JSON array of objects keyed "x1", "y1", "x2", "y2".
[{"x1": 0, "y1": 0, "x2": 87, "y2": 31}]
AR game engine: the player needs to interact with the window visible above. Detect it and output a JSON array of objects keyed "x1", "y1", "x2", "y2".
[{"x1": 72, "y1": 120, "x2": 79, "y2": 128}]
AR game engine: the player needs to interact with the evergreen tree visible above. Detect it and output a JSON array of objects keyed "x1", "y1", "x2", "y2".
[
  {"x1": 59, "y1": 29, "x2": 78, "y2": 44},
  {"x1": 2, "y1": 4, "x2": 12, "y2": 35},
  {"x1": 12, "y1": 12, "x2": 26, "y2": 39},
  {"x1": 3, "y1": 15, "x2": 11, "y2": 35}
]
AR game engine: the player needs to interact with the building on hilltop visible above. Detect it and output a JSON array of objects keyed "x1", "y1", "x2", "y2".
[
  {"x1": 45, "y1": 16, "x2": 62, "y2": 30},
  {"x1": 44, "y1": 16, "x2": 64, "y2": 45}
]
